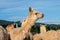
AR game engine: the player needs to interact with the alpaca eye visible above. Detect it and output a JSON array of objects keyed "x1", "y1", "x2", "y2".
[
  {"x1": 35, "y1": 13, "x2": 38, "y2": 15},
  {"x1": 24, "y1": 20, "x2": 25, "y2": 22}
]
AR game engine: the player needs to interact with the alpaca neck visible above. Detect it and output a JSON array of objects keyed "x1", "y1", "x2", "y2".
[
  {"x1": 40, "y1": 26, "x2": 46, "y2": 33},
  {"x1": 21, "y1": 17, "x2": 35, "y2": 33}
]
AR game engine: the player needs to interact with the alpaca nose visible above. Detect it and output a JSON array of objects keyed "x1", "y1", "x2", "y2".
[{"x1": 42, "y1": 14, "x2": 44, "y2": 18}]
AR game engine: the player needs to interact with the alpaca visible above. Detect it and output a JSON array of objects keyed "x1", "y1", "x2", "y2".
[
  {"x1": 33, "y1": 25, "x2": 59, "y2": 40},
  {"x1": 8, "y1": 7, "x2": 44, "y2": 40},
  {"x1": 33, "y1": 25, "x2": 46, "y2": 40},
  {"x1": 6, "y1": 23, "x2": 16, "y2": 34},
  {"x1": 6, "y1": 19, "x2": 33, "y2": 40},
  {"x1": 6, "y1": 23, "x2": 16, "y2": 40},
  {"x1": 40, "y1": 30, "x2": 58, "y2": 40},
  {"x1": 6, "y1": 19, "x2": 28, "y2": 40},
  {"x1": 33, "y1": 30, "x2": 59, "y2": 40},
  {"x1": 0, "y1": 26, "x2": 8, "y2": 40}
]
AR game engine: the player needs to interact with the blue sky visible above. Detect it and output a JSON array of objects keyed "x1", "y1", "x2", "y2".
[{"x1": 0, "y1": 0, "x2": 60, "y2": 24}]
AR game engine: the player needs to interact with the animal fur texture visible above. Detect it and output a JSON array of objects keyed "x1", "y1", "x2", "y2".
[
  {"x1": 0, "y1": 26, "x2": 8, "y2": 40},
  {"x1": 6, "y1": 7, "x2": 44, "y2": 40},
  {"x1": 33, "y1": 25, "x2": 59, "y2": 40}
]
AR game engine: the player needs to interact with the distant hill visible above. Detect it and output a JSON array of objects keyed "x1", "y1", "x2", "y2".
[
  {"x1": 0, "y1": 20, "x2": 14, "y2": 25},
  {"x1": 0, "y1": 20, "x2": 21, "y2": 28},
  {"x1": 0, "y1": 20, "x2": 60, "y2": 33}
]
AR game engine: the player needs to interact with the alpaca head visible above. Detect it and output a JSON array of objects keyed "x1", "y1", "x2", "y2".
[
  {"x1": 6, "y1": 23, "x2": 15, "y2": 32},
  {"x1": 28, "y1": 7, "x2": 44, "y2": 21},
  {"x1": 40, "y1": 24, "x2": 46, "y2": 34}
]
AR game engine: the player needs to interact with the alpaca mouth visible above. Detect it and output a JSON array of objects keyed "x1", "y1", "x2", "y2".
[
  {"x1": 38, "y1": 14, "x2": 44, "y2": 19},
  {"x1": 42, "y1": 14, "x2": 44, "y2": 18}
]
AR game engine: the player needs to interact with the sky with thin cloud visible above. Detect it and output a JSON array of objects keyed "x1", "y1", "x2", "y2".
[{"x1": 0, "y1": 0, "x2": 60, "y2": 24}]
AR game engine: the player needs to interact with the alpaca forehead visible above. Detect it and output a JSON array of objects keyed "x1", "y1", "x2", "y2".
[
  {"x1": 32, "y1": 11, "x2": 40, "y2": 15},
  {"x1": 33, "y1": 10, "x2": 38, "y2": 13}
]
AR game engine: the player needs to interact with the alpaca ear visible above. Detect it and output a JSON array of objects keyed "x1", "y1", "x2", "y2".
[
  {"x1": 29, "y1": 7, "x2": 33, "y2": 12},
  {"x1": 23, "y1": 19, "x2": 26, "y2": 22}
]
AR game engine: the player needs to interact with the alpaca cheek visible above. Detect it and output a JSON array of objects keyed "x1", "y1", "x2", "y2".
[{"x1": 31, "y1": 15, "x2": 37, "y2": 20}]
